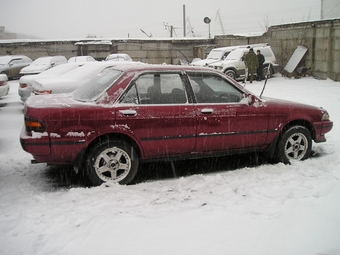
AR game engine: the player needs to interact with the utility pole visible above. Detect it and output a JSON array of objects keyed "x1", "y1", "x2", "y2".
[
  {"x1": 164, "y1": 22, "x2": 178, "y2": 37},
  {"x1": 321, "y1": 0, "x2": 325, "y2": 19},
  {"x1": 216, "y1": 10, "x2": 225, "y2": 34},
  {"x1": 183, "y1": 4, "x2": 186, "y2": 37}
]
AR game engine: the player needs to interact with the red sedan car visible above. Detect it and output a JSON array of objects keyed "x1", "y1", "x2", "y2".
[{"x1": 20, "y1": 64, "x2": 333, "y2": 185}]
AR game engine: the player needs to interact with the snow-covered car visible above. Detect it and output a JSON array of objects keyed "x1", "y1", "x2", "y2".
[
  {"x1": 0, "y1": 73, "x2": 9, "y2": 98},
  {"x1": 0, "y1": 55, "x2": 32, "y2": 79},
  {"x1": 68, "y1": 56, "x2": 96, "y2": 63},
  {"x1": 20, "y1": 64, "x2": 333, "y2": 186},
  {"x1": 32, "y1": 61, "x2": 139, "y2": 95},
  {"x1": 190, "y1": 43, "x2": 268, "y2": 68},
  {"x1": 208, "y1": 45, "x2": 279, "y2": 80},
  {"x1": 105, "y1": 53, "x2": 132, "y2": 61},
  {"x1": 18, "y1": 62, "x2": 85, "y2": 102},
  {"x1": 19, "y1": 56, "x2": 67, "y2": 75}
]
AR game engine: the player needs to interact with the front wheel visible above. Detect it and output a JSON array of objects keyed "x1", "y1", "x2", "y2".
[
  {"x1": 225, "y1": 69, "x2": 236, "y2": 80},
  {"x1": 276, "y1": 126, "x2": 312, "y2": 164},
  {"x1": 86, "y1": 139, "x2": 139, "y2": 185}
]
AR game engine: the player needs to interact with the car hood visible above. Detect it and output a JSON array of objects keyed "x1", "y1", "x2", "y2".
[
  {"x1": 260, "y1": 96, "x2": 326, "y2": 119},
  {"x1": 191, "y1": 59, "x2": 220, "y2": 66}
]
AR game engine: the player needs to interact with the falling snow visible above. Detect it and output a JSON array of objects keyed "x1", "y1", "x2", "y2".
[{"x1": 1, "y1": 74, "x2": 340, "y2": 255}]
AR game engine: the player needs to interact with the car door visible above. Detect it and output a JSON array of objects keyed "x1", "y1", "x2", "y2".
[
  {"x1": 116, "y1": 72, "x2": 197, "y2": 158},
  {"x1": 187, "y1": 72, "x2": 269, "y2": 152},
  {"x1": 235, "y1": 50, "x2": 247, "y2": 77},
  {"x1": 8, "y1": 58, "x2": 24, "y2": 78}
]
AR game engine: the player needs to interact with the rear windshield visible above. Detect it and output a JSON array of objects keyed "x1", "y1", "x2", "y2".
[{"x1": 72, "y1": 68, "x2": 123, "y2": 102}]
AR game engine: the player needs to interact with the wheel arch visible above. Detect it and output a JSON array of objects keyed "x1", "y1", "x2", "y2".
[
  {"x1": 268, "y1": 119, "x2": 316, "y2": 158},
  {"x1": 74, "y1": 132, "x2": 142, "y2": 170},
  {"x1": 279, "y1": 119, "x2": 316, "y2": 141},
  {"x1": 224, "y1": 67, "x2": 239, "y2": 78}
]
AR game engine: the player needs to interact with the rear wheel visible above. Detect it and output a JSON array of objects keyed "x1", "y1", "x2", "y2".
[
  {"x1": 262, "y1": 65, "x2": 272, "y2": 78},
  {"x1": 276, "y1": 126, "x2": 312, "y2": 164},
  {"x1": 86, "y1": 139, "x2": 139, "y2": 185}
]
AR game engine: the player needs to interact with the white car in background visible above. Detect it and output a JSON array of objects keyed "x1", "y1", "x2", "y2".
[
  {"x1": 208, "y1": 45, "x2": 279, "y2": 80},
  {"x1": 190, "y1": 43, "x2": 268, "y2": 68},
  {"x1": 18, "y1": 62, "x2": 84, "y2": 102},
  {"x1": 32, "y1": 61, "x2": 140, "y2": 95},
  {"x1": 19, "y1": 56, "x2": 67, "y2": 75},
  {"x1": 68, "y1": 56, "x2": 96, "y2": 63},
  {"x1": 0, "y1": 55, "x2": 32, "y2": 79},
  {"x1": 0, "y1": 74, "x2": 9, "y2": 98},
  {"x1": 105, "y1": 53, "x2": 132, "y2": 61}
]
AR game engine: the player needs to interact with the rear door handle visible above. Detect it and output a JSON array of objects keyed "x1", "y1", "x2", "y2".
[
  {"x1": 201, "y1": 108, "x2": 213, "y2": 114},
  {"x1": 119, "y1": 110, "x2": 137, "y2": 116}
]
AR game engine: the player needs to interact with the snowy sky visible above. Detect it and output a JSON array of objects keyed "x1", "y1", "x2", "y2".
[{"x1": 1, "y1": 0, "x2": 339, "y2": 39}]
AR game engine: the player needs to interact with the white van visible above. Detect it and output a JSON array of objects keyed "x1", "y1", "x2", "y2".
[
  {"x1": 190, "y1": 43, "x2": 268, "y2": 68},
  {"x1": 20, "y1": 56, "x2": 67, "y2": 75}
]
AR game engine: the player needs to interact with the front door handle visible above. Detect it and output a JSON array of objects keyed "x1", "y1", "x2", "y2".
[{"x1": 119, "y1": 110, "x2": 137, "y2": 116}]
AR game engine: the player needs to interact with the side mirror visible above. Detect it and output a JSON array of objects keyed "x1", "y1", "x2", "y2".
[{"x1": 243, "y1": 93, "x2": 256, "y2": 105}]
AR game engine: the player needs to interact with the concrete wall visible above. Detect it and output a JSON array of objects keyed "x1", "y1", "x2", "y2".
[
  {"x1": 266, "y1": 19, "x2": 340, "y2": 81},
  {"x1": 0, "y1": 18, "x2": 339, "y2": 80}
]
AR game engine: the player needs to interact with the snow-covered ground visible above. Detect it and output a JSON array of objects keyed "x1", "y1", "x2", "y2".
[{"x1": 0, "y1": 75, "x2": 340, "y2": 255}]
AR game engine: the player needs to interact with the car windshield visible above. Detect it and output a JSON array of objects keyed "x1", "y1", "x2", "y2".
[
  {"x1": 0, "y1": 57, "x2": 10, "y2": 65},
  {"x1": 106, "y1": 54, "x2": 131, "y2": 61},
  {"x1": 72, "y1": 68, "x2": 123, "y2": 102},
  {"x1": 207, "y1": 50, "x2": 225, "y2": 60},
  {"x1": 225, "y1": 50, "x2": 244, "y2": 60},
  {"x1": 31, "y1": 57, "x2": 51, "y2": 65},
  {"x1": 39, "y1": 63, "x2": 81, "y2": 76}
]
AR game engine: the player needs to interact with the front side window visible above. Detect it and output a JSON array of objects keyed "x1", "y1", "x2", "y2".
[
  {"x1": 121, "y1": 73, "x2": 187, "y2": 105},
  {"x1": 188, "y1": 72, "x2": 244, "y2": 103}
]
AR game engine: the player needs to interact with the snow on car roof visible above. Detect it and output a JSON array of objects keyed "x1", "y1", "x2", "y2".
[{"x1": 0, "y1": 55, "x2": 29, "y2": 64}]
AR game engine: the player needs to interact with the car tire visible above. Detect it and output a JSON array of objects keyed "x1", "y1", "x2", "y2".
[
  {"x1": 276, "y1": 126, "x2": 312, "y2": 164},
  {"x1": 225, "y1": 69, "x2": 236, "y2": 79},
  {"x1": 262, "y1": 65, "x2": 272, "y2": 78},
  {"x1": 86, "y1": 138, "x2": 139, "y2": 185}
]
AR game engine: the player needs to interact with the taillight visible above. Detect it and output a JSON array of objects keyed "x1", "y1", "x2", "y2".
[
  {"x1": 25, "y1": 116, "x2": 46, "y2": 133},
  {"x1": 20, "y1": 83, "x2": 28, "y2": 88},
  {"x1": 0, "y1": 80, "x2": 7, "y2": 87},
  {"x1": 33, "y1": 90, "x2": 52, "y2": 95}
]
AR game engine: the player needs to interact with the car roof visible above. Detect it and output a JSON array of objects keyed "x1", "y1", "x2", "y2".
[
  {"x1": 0, "y1": 55, "x2": 30, "y2": 60},
  {"x1": 108, "y1": 63, "x2": 222, "y2": 73},
  {"x1": 211, "y1": 43, "x2": 269, "y2": 52}
]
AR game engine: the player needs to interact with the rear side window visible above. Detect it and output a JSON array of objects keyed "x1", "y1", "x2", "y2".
[{"x1": 121, "y1": 73, "x2": 187, "y2": 105}]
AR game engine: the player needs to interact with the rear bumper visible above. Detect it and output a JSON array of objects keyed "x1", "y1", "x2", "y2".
[
  {"x1": 0, "y1": 84, "x2": 9, "y2": 97},
  {"x1": 20, "y1": 126, "x2": 51, "y2": 157},
  {"x1": 20, "y1": 126, "x2": 86, "y2": 164}
]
